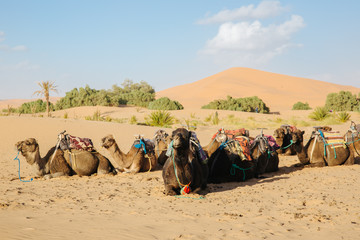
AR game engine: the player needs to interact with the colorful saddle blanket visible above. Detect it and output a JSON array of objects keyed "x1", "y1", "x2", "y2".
[
  {"x1": 60, "y1": 134, "x2": 94, "y2": 151},
  {"x1": 212, "y1": 128, "x2": 248, "y2": 140},
  {"x1": 318, "y1": 130, "x2": 345, "y2": 148},
  {"x1": 231, "y1": 136, "x2": 252, "y2": 161}
]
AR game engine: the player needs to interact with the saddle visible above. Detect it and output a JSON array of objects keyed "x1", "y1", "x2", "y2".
[
  {"x1": 250, "y1": 135, "x2": 280, "y2": 154},
  {"x1": 133, "y1": 137, "x2": 155, "y2": 154},
  {"x1": 211, "y1": 128, "x2": 249, "y2": 140},
  {"x1": 60, "y1": 134, "x2": 94, "y2": 151},
  {"x1": 280, "y1": 124, "x2": 298, "y2": 134},
  {"x1": 153, "y1": 129, "x2": 169, "y2": 143}
]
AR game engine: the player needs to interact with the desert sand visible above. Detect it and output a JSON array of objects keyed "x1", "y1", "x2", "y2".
[{"x1": 1, "y1": 104, "x2": 360, "y2": 240}]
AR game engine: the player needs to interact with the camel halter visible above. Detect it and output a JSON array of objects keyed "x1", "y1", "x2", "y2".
[
  {"x1": 169, "y1": 143, "x2": 192, "y2": 195},
  {"x1": 13, "y1": 151, "x2": 33, "y2": 182}
]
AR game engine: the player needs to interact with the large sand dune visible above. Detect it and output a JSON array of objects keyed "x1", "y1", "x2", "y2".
[{"x1": 157, "y1": 67, "x2": 360, "y2": 111}]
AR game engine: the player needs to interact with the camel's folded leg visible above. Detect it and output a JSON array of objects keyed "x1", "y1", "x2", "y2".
[
  {"x1": 43, "y1": 172, "x2": 67, "y2": 180},
  {"x1": 93, "y1": 152, "x2": 114, "y2": 174}
]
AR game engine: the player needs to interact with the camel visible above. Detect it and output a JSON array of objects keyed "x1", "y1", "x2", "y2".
[
  {"x1": 291, "y1": 127, "x2": 353, "y2": 167},
  {"x1": 273, "y1": 125, "x2": 296, "y2": 155},
  {"x1": 344, "y1": 121, "x2": 360, "y2": 161},
  {"x1": 15, "y1": 138, "x2": 115, "y2": 179},
  {"x1": 250, "y1": 134, "x2": 279, "y2": 175},
  {"x1": 101, "y1": 135, "x2": 157, "y2": 173},
  {"x1": 153, "y1": 130, "x2": 171, "y2": 166},
  {"x1": 204, "y1": 129, "x2": 257, "y2": 183},
  {"x1": 162, "y1": 128, "x2": 208, "y2": 195}
]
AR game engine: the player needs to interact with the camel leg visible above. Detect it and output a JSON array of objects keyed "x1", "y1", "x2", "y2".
[
  {"x1": 44, "y1": 172, "x2": 67, "y2": 180},
  {"x1": 344, "y1": 151, "x2": 355, "y2": 165},
  {"x1": 164, "y1": 185, "x2": 178, "y2": 196},
  {"x1": 93, "y1": 152, "x2": 113, "y2": 174}
]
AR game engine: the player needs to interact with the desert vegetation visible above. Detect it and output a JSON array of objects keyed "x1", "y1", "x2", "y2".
[
  {"x1": 147, "y1": 97, "x2": 184, "y2": 110},
  {"x1": 201, "y1": 96, "x2": 270, "y2": 113},
  {"x1": 292, "y1": 101, "x2": 311, "y2": 110}
]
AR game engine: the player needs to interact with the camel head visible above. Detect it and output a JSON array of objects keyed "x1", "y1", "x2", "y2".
[
  {"x1": 171, "y1": 128, "x2": 190, "y2": 150},
  {"x1": 274, "y1": 128, "x2": 286, "y2": 139},
  {"x1": 101, "y1": 135, "x2": 116, "y2": 149},
  {"x1": 291, "y1": 130, "x2": 305, "y2": 145},
  {"x1": 15, "y1": 138, "x2": 39, "y2": 165}
]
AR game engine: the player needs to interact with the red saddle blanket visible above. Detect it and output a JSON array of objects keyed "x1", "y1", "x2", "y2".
[
  {"x1": 212, "y1": 128, "x2": 248, "y2": 140},
  {"x1": 60, "y1": 134, "x2": 94, "y2": 151}
]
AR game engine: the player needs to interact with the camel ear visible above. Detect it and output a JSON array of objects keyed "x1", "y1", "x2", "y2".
[{"x1": 301, "y1": 131, "x2": 305, "y2": 135}]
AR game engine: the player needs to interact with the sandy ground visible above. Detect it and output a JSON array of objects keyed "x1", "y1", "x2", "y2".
[{"x1": 1, "y1": 107, "x2": 360, "y2": 240}]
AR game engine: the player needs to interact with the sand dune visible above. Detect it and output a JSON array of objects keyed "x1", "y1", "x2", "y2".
[{"x1": 157, "y1": 67, "x2": 360, "y2": 111}]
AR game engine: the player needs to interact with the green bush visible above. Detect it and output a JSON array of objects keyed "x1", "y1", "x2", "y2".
[
  {"x1": 148, "y1": 97, "x2": 184, "y2": 110},
  {"x1": 202, "y1": 96, "x2": 270, "y2": 113},
  {"x1": 325, "y1": 91, "x2": 359, "y2": 111},
  {"x1": 292, "y1": 102, "x2": 311, "y2": 110},
  {"x1": 336, "y1": 112, "x2": 351, "y2": 122},
  {"x1": 55, "y1": 80, "x2": 155, "y2": 110},
  {"x1": 309, "y1": 107, "x2": 330, "y2": 121},
  {"x1": 16, "y1": 99, "x2": 54, "y2": 114},
  {"x1": 145, "y1": 110, "x2": 174, "y2": 127}
]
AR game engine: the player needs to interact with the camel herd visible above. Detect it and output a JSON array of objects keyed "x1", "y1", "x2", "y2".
[{"x1": 15, "y1": 121, "x2": 360, "y2": 195}]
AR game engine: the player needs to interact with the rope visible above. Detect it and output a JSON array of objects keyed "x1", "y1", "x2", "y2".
[
  {"x1": 280, "y1": 140, "x2": 294, "y2": 150},
  {"x1": 145, "y1": 154, "x2": 152, "y2": 172},
  {"x1": 13, "y1": 151, "x2": 33, "y2": 182},
  {"x1": 171, "y1": 148, "x2": 191, "y2": 195},
  {"x1": 134, "y1": 139, "x2": 147, "y2": 154},
  {"x1": 230, "y1": 163, "x2": 253, "y2": 181}
]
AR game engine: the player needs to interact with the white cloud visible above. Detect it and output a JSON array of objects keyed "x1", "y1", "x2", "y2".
[
  {"x1": 197, "y1": 1, "x2": 287, "y2": 24},
  {"x1": 199, "y1": 15, "x2": 305, "y2": 66},
  {"x1": 12, "y1": 45, "x2": 28, "y2": 51}
]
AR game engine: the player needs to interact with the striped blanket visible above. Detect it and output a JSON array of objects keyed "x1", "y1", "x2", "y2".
[{"x1": 319, "y1": 130, "x2": 345, "y2": 148}]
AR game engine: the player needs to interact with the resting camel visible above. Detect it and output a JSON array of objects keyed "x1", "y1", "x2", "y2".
[
  {"x1": 101, "y1": 135, "x2": 157, "y2": 173},
  {"x1": 153, "y1": 130, "x2": 171, "y2": 166},
  {"x1": 202, "y1": 129, "x2": 257, "y2": 183},
  {"x1": 250, "y1": 133, "x2": 279, "y2": 175},
  {"x1": 15, "y1": 138, "x2": 115, "y2": 179},
  {"x1": 273, "y1": 125, "x2": 296, "y2": 155},
  {"x1": 344, "y1": 121, "x2": 360, "y2": 161},
  {"x1": 162, "y1": 128, "x2": 208, "y2": 195},
  {"x1": 291, "y1": 127, "x2": 353, "y2": 167}
]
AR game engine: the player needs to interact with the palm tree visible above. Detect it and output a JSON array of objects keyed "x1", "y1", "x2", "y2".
[{"x1": 33, "y1": 81, "x2": 58, "y2": 117}]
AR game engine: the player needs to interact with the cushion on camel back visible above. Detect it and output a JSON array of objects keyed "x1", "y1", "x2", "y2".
[
  {"x1": 318, "y1": 130, "x2": 345, "y2": 148},
  {"x1": 211, "y1": 128, "x2": 248, "y2": 140},
  {"x1": 60, "y1": 134, "x2": 94, "y2": 151},
  {"x1": 233, "y1": 136, "x2": 252, "y2": 161}
]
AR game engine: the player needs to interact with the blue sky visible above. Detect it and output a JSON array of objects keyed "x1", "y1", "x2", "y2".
[{"x1": 1, "y1": 0, "x2": 359, "y2": 99}]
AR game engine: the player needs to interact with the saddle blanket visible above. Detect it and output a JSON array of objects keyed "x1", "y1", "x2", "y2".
[
  {"x1": 60, "y1": 134, "x2": 94, "y2": 151},
  {"x1": 322, "y1": 131, "x2": 345, "y2": 148}
]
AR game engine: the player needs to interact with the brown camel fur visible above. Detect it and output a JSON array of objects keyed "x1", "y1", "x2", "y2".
[
  {"x1": 291, "y1": 128, "x2": 353, "y2": 167},
  {"x1": 15, "y1": 138, "x2": 115, "y2": 179},
  {"x1": 162, "y1": 128, "x2": 208, "y2": 195},
  {"x1": 344, "y1": 121, "x2": 360, "y2": 162},
  {"x1": 250, "y1": 134, "x2": 279, "y2": 175},
  {"x1": 153, "y1": 130, "x2": 171, "y2": 166},
  {"x1": 273, "y1": 126, "x2": 296, "y2": 156},
  {"x1": 101, "y1": 135, "x2": 157, "y2": 173},
  {"x1": 202, "y1": 130, "x2": 228, "y2": 158}
]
